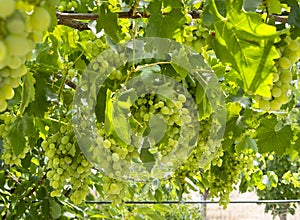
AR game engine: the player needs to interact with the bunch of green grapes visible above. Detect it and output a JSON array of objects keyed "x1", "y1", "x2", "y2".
[
  {"x1": 206, "y1": 151, "x2": 254, "y2": 208},
  {"x1": 84, "y1": 37, "x2": 108, "y2": 59},
  {"x1": 129, "y1": 93, "x2": 191, "y2": 156},
  {"x1": 0, "y1": 0, "x2": 51, "y2": 112},
  {"x1": 254, "y1": 36, "x2": 300, "y2": 111},
  {"x1": 0, "y1": 112, "x2": 30, "y2": 165},
  {"x1": 182, "y1": 15, "x2": 210, "y2": 52},
  {"x1": 102, "y1": 175, "x2": 127, "y2": 205},
  {"x1": 41, "y1": 123, "x2": 92, "y2": 205},
  {"x1": 57, "y1": 0, "x2": 79, "y2": 12},
  {"x1": 175, "y1": 117, "x2": 223, "y2": 179}
]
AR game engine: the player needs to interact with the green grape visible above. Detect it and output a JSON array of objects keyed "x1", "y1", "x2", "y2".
[
  {"x1": 280, "y1": 70, "x2": 292, "y2": 84},
  {"x1": 6, "y1": 14, "x2": 26, "y2": 35},
  {"x1": 272, "y1": 73, "x2": 279, "y2": 82},
  {"x1": 5, "y1": 35, "x2": 31, "y2": 57},
  {"x1": 276, "y1": 93, "x2": 289, "y2": 104},
  {"x1": 161, "y1": 106, "x2": 170, "y2": 115},
  {"x1": 278, "y1": 57, "x2": 292, "y2": 70},
  {"x1": 270, "y1": 100, "x2": 281, "y2": 111},
  {"x1": 0, "y1": 41, "x2": 7, "y2": 62},
  {"x1": 30, "y1": 7, "x2": 51, "y2": 32},
  {"x1": 0, "y1": 84, "x2": 14, "y2": 100},
  {"x1": 0, "y1": 0, "x2": 15, "y2": 18},
  {"x1": 0, "y1": 98, "x2": 8, "y2": 112},
  {"x1": 258, "y1": 99, "x2": 270, "y2": 110},
  {"x1": 287, "y1": 39, "x2": 300, "y2": 51},
  {"x1": 271, "y1": 87, "x2": 281, "y2": 98},
  {"x1": 103, "y1": 139, "x2": 111, "y2": 149}
]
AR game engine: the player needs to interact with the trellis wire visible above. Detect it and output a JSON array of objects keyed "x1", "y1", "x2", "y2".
[{"x1": 85, "y1": 200, "x2": 300, "y2": 205}]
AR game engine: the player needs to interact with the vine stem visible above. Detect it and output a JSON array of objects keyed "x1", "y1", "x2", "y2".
[{"x1": 56, "y1": 11, "x2": 289, "y2": 31}]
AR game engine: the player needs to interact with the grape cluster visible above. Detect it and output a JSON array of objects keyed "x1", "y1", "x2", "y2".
[
  {"x1": 182, "y1": 16, "x2": 210, "y2": 52},
  {"x1": 255, "y1": 36, "x2": 300, "y2": 111},
  {"x1": 57, "y1": 0, "x2": 79, "y2": 12},
  {"x1": 41, "y1": 124, "x2": 92, "y2": 205},
  {"x1": 206, "y1": 151, "x2": 254, "y2": 207},
  {"x1": 175, "y1": 117, "x2": 223, "y2": 178},
  {"x1": 0, "y1": 112, "x2": 30, "y2": 165},
  {"x1": 130, "y1": 93, "x2": 191, "y2": 156},
  {"x1": 0, "y1": 0, "x2": 51, "y2": 112},
  {"x1": 102, "y1": 176, "x2": 127, "y2": 205}
]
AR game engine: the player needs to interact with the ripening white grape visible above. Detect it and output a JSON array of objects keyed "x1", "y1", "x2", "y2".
[
  {"x1": 271, "y1": 87, "x2": 281, "y2": 98},
  {"x1": 6, "y1": 15, "x2": 26, "y2": 35},
  {"x1": 286, "y1": 51, "x2": 298, "y2": 63},
  {"x1": 287, "y1": 39, "x2": 300, "y2": 51},
  {"x1": 258, "y1": 99, "x2": 270, "y2": 110},
  {"x1": 270, "y1": 100, "x2": 281, "y2": 111},
  {"x1": 280, "y1": 70, "x2": 292, "y2": 84},
  {"x1": 278, "y1": 57, "x2": 292, "y2": 70},
  {"x1": 103, "y1": 139, "x2": 111, "y2": 149},
  {"x1": 277, "y1": 93, "x2": 289, "y2": 104},
  {"x1": 0, "y1": 0, "x2": 15, "y2": 18},
  {"x1": 0, "y1": 41, "x2": 7, "y2": 62},
  {"x1": 5, "y1": 35, "x2": 31, "y2": 56},
  {"x1": 30, "y1": 7, "x2": 51, "y2": 32},
  {"x1": 8, "y1": 56, "x2": 23, "y2": 69},
  {"x1": 0, "y1": 97, "x2": 8, "y2": 112},
  {"x1": 272, "y1": 73, "x2": 279, "y2": 82},
  {"x1": 0, "y1": 85, "x2": 14, "y2": 100}
]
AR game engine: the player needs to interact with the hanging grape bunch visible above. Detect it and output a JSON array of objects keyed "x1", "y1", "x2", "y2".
[
  {"x1": 73, "y1": 38, "x2": 225, "y2": 182},
  {"x1": 0, "y1": 0, "x2": 51, "y2": 112},
  {"x1": 254, "y1": 36, "x2": 300, "y2": 111},
  {"x1": 41, "y1": 123, "x2": 92, "y2": 205}
]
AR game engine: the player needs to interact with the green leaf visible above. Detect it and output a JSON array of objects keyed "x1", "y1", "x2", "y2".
[
  {"x1": 236, "y1": 136, "x2": 257, "y2": 153},
  {"x1": 140, "y1": 140, "x2": 155, "y2": 172},
  {"x1": 20, "y1": 72, "x2": 35, "y2": 114},
  {"x1": 50, "y1": 200, "x2": 62, "y2": 219},
  {"x1": 7, "y1": 115, "x2": 35, "y2": 156},
  {"x1": 153, "y1": 204, "x2": 172, "y2": 213},
  {"x1": 148, "y1": 115, "x2": 167, "y2": 144},
  {"x1": 154, "y1": 188, "x2": 163, "y2": 202},
  {"x1": 256, "y1": 117, "x2": 293, "y2": 155},
  {"x1": 209, "y1": 0, "x2": 279, "y2": 96},
  {"x1": 96, "y1": 4, "x2": 122, "y2": 43},
  {"x1": 287, "y1": 0, "x2": 300, "y2": 28},
  {"x1": 27, "y1": 75, "x2": 56, "y2": 117},
  {"x1": 135, "y1": 207, "x2": 155, "y2": 215},
  {"x1": 267, "y1": 0, "x2": 282, "y2": 14},
  {"x1": 146, "y1": 1, "x2": 186, "y2": 38},
  {"x1": 243, "y1": 0, "x2": 261, "y2": 11}
]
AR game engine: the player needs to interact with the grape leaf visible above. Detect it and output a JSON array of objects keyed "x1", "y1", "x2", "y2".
[
  {"x1": 96, "y1": 4, "x2": 122, "y2": 43},
  {"x1": 50, "y1": 199, "x2": 61, "y2": 219},
  {"x1": 146, "y1": 0, "x2": 186, "y2": 39},
  {"x1": 27, "y1": 75, "x2": 56, "y2": 117},
  {"x1": 243, "y1": 0, "x2": 261, "y2": 11},
  {"x1": 236, "y1": 136, "x2": 257, "y2": 153},
  {"x1": 20, "y1": 72, "x2": 35, "y2": 114},
  {"x1": 267, "y1": 0, "x2": 282, "y2": 14},
  {"x1": 208, "y1": 0, "x2": 279, "y2": 96},
  {"x1": 148, "y1": 115, "x2": 167, "y2": 144},
  {"x1": 7, "y1": 115, "x2": 36, "y2": 156},
  {"x1": 287, "y1": 0, "x2": 300, "y2": 28},
  {"x1": 256, "y1": 117, "x2": 292, "y2": 155}
]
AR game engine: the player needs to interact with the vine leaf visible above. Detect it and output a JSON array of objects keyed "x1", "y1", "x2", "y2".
[
  {"x1": 7, "y1": 115, "x2": 36, "y2": 156},
  {"x1": 256, "y1": 117, "x2": 292, "y2": 155},
  {"x1": 146, "y1": 0, "x2": 186, "y2": 38},
  {"x1": 96, "y1": 4, "x2": 122, "y2": 42},
  {"x1": 287, "y1": 0, "x2": 300, "y2": 28},
  {"x1": 208, "y1": 0, "x2": 280, "y2": 97},
  {"x1": 20, "y1": 72, "x2": 35, "y2": 114}
]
